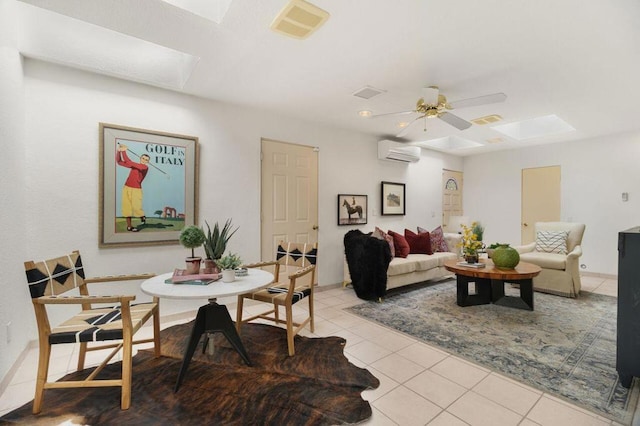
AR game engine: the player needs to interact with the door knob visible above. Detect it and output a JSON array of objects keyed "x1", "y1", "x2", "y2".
[
  {"x1": 312, "y1": 225, "x2": 319, "y2": 230},
  {"x1": 523, "y1": 223, "x2": 529, "y2": 227}
]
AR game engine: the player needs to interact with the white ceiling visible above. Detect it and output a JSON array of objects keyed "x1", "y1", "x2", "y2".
[{"x1": 13, "y1": 0, "x2": 640, "y2": 156}]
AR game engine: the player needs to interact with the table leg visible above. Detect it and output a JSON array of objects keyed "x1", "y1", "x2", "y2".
[
  {"x1": 491, "y1": 279, "x2": 534, "y2": 311},
  {"x1": 456, "y1": 275, "x2": 492, "y2": 306},
  {"x1": 174, "y1": 302, "x2": 252, "y2": 392}
]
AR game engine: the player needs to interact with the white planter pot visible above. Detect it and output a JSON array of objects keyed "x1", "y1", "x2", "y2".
[{"x1": 221, "y1": 269, "x2": 236, "y2": 283}]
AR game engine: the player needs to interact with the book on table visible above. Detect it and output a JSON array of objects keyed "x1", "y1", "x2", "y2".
[
  {"x1": 456, "y1": 262, "x2": 486, "y2": 268},
  {"x1": 165, "y1": 268, "x2": 221, "y2": 285}
]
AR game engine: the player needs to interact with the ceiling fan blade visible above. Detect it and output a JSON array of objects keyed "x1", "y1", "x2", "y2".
[
  {"x1": 396, "y1": 116, "x2": 422, "y2": 137},
  {"x1": 448, "y1": 92, "x2": 507, "y2": 109},
  {"x1": 422, "y1": 86, "x2": 439, "y2": 106},
  {"x1": 371, "y1": 110, "x2": 415, "y2": 119},
  {"x1": 439, "y1": 112, "x2": 472, "y2": 130}
]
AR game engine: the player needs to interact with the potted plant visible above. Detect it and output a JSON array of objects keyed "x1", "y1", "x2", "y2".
[
  {"x1": 202, "y1": 219, "x2": 239, "y2": 273},
  {"x1": 472, "y1": 222, "x2": 485, "y2": 242},
  {"x1": 216, "y1": 252, "x2": 242, "y2": 282},
  {"x1": 179, "y1": 225, "x2": 206, "y2": 274},
  {"x1": 457, "y1": 222, "x2": 484, "y2": 263}
]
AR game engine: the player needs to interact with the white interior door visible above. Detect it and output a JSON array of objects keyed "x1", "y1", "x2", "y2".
[
  {"x1": 442, "y1": 169, "x2": 463, "y2": 231},
  {"x1": 521, "y1": 166, "x2": 561, "y2": 244},
  {"x1": 261, "y1": 139, "x2": 318, "y2": 263}
]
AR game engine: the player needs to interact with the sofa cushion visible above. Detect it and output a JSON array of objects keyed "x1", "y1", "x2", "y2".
[
  {"x1": 387, "y1": 256, "x2": 418, "y2": 276},
  {"x1": 373, "y1": 227, "x2": 395, "y2": 258},
  {"x1": 388, "y1": 230, "x2": 410, "y2": 258},
  {"x1": 404, "y1": 229, "x2": 433, "y2": 255},
  {"x1": 409, "y1": 254, "x2": 441, "y2": 271},
  {"x1": 418, "y1": 225, "x2": 449, "y2": 252},
  {"x1": 519, "y1": 252, "x2": 566, "y2": 270},
  {"x1": 535, "y1": 230, "x2": 569, "y2": 254},
  {"x1": 430, "y1": 251, "x2": 458, "y2": 266}
]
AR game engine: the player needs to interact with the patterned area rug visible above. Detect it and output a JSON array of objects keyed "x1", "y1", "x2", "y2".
[
  {"x1": 346, "y1": 280, "x2": 640, "y2": 424},
  {"x1": 0, "y1": 322, "x2": 378, "y2": 425}
]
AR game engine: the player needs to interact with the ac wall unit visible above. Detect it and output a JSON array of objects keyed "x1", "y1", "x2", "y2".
[{"x1": 378, "y1": 140, "x2": 421, "y2": 163}]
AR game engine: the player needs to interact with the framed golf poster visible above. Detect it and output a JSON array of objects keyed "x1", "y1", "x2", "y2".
[{"x1": 99, "y1": 123, "x2": 199, "y2": 247}]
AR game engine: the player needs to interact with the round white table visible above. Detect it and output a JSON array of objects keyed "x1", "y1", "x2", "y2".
[
  {"x1": 141, "y1": 268, "x2": 274, "y2": 391},
  {"x1": 141, "y1": 269, "x2": 274, "y2": 301}
]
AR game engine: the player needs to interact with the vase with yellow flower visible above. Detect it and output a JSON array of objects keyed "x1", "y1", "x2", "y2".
[{"x1": 457, "y1": 222, "x2": 485, "y2": 264}]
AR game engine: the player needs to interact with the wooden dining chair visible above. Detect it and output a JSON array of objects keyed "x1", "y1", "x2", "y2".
[
  {"x1": 24, "y1": 250, "x2": 160, "y2": 414},
  {"x1": 236, "y1": 242, "x2": 317, "y2": 356}
]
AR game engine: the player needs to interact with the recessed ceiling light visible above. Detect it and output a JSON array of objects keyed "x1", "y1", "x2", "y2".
[
  {"x1": 397, "y1": 122, "x2": 409, "y2": 128},
  {"x1": 493, "y1": 114, "x2": 575, "y2": 140},
  {"x1": 358, "y1": 110, "x2": 372, "y2": 117}
]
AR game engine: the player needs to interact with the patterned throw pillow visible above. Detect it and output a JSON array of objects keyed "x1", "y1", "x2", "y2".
[
  {"x1": 388, "y1": 230, "x2": 410, "y2": 258},
  {"x1": 535, "y1": 230, "x2": 569, "y2": 254},
  {"x1": 372, "y1": 227, "x2": 395, "y2": 258},
  {"x1": 418, "y1": 225, "x2": 449, "y2": 252},
  {"x1": 404, "y1": 229, "x2": 433, "y2": 255}
]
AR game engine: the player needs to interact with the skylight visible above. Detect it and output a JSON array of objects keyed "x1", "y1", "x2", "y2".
[
  {"x1": 18, "y1": 4, "x2": 200, "y2": 90},
  {"x1": 492, "y1": 114, "x2": 575, "y2": 141},
  {"x1": 161, "y1": 0, "x2": 234, "y2": 24},
  {"x1": 415, "y1": 136, "x2": 483, "y2": 151}
]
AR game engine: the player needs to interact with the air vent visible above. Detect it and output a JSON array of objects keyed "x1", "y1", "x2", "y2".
[
  {"x1": 270, "y1": 0, "x2": 330, "y2": 40},
  {"x1": 471, "y1": 114, "x2": 503, "y2": 125},
  {"x1": 486, "y1": 137, "x2": 504, "y2": 144},
  {"x1": 353, "y1": 86, "x2": 385, "y2": 100}
]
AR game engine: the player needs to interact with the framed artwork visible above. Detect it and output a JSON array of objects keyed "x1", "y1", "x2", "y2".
[
  {"x1": 381, "y1": 181, "x2": 405, "y2": 216},
  {"x1": 337, "y1": 194, "x2": 368, "y2": 226},
  {"x1": 99, "y1": 123, "x2": 199, "y2": 247}
]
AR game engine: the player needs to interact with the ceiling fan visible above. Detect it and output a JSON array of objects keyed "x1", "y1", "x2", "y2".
[{"x1": 372, "y1": 86, "x2": 507, "y2": 137}]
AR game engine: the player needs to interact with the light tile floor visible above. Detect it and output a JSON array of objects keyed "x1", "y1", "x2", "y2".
[{"x1": 1, "y1": 275, "x2": 637, "y2": 426}]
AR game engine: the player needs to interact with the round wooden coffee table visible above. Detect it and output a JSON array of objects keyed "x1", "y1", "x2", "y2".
[{"x1": 444, "y1": 259, "x2": 541, "y2": 310}]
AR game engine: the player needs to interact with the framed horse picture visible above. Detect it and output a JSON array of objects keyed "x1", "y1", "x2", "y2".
[{"x1": 337, "y1": 194, "x2": 368, "y2": 226}]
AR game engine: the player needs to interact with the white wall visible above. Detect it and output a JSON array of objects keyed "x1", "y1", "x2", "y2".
[
  {"x1": 463, "y1": 132, "x2": 640, "y2": 276},
  {"x1": 0, "y1": 0, "x2": 29, "y2": 389},
  {"x1": 0, "y1": 52, "x2": 461, "y2": 381}
]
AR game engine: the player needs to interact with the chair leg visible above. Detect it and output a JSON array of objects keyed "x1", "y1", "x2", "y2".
[
  {"x1": 121, "y1": 335, "x2": 133, "y2": 410},
  {"x1": 286, "y1": 304, "x2": 295, "y2": 356},
  {"x1": 153, "y1": 298, "x2": 161, "y2": 357},
  {"x1": 77, "y1": 341, "x2": 88, "y2": 371},
  {"x1": 32, "y1": 342, "x2": 51, "y2": 414},
  {"x1": 236, "y1": 295, "x2": 244, "y2": 335},
  {"x1": 308, "y1": 293, "x2": 315, "y2": 333}
]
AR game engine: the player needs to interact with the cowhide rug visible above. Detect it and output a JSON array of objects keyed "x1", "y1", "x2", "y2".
[{"x1": 1, "y1": 322, "x2": 379, "y2": 425}]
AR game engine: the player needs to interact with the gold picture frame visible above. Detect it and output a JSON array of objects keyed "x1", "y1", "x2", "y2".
[{"x1": 99, "y1": 123, "x2": 199, "y2": 247}]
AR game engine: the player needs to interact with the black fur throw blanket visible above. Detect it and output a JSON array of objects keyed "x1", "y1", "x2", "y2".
[{"x1": 344, "y1": 230, "x2": 392, "y2": 300}]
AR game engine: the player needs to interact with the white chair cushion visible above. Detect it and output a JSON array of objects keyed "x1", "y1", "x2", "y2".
[{"x1": 520, "y1": 252, "x2": 567, "y2": 270}]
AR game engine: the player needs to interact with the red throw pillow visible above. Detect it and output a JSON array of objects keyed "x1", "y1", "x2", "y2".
[
  {"x1": 404, "y1": 229, "x2": 433, "y2": 255},
  {"x1": 388, "y1": 230, "x2": 410, "y2": 258}
]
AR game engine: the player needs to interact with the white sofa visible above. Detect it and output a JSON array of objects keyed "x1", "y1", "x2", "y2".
[{"x1": 344, "y1": 233, "x2": 461, "y2": 290}]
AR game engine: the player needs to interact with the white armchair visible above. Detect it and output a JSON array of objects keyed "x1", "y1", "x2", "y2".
[{"x1": 516, "y1": 222, "x2": 586, "y2": 298}]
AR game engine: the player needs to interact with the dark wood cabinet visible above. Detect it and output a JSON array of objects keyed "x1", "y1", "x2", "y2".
[{"x1": 617, "y1": 227, "x2": 640, "y2": 387}]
